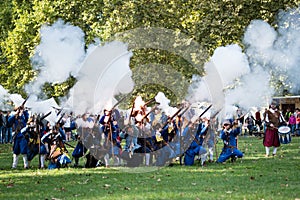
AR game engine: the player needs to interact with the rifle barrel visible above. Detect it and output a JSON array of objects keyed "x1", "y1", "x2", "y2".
[
  {"x1": 178, "y1": 106, "x2": 190, "y2": 117},
  {"x1": 144, "y1": 98, "x2": 156, "y2": 106},
  {"x1": 111, "y1": 95, "x2": 127, "y2": 110},
  {"x1": 40, "y1": 111, "x2": 52, "y2": 121},
  {"x1": 142, "y1": 104, "x2": 159, "y2": 121},
  {"x1": 57, "y1": 112, "x2": 65, "y2": 124},
  {"x1": 64, "y1": 142, "x2": 75, "y2": 149},
  {"x1": 162, "y1": 106, "x2": 184, "y2": 129},
  {"x1": 199, "y1": 104, "x2": 212, "y2": 118},
  {"x1": 21, "y1": 96, "x2": 30, "y2": 107}
]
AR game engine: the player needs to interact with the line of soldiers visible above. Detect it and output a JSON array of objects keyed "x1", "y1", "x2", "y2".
[
  {"x1": 70, "y1": 98, "x2": 244, "y2": 168},
  {"x1": 9, "y1": 104, "x2": 71, "y2": 169},
  {"x1": 8, "y1": 97, "x2": 246, "y2": 169}
]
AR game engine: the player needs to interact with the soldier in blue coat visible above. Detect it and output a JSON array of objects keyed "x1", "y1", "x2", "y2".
[
  {"x1": 9, "y1": 107, "x2": 29, "y2": 169},
  {"x1": 216, "y1": 120, "x2": 243, "y2": 163},
  {"x1": 99, "y1": 110, "x2": 121, "y2": 167},
  {"x1": 184, "y1": 117, "x2": 209, "y2": 166},
  {"x1": 42, "y1": 124, "x2": 71, "y2": 169}
]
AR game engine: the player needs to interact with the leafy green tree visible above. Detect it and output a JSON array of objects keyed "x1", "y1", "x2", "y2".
[
  {"x1": 98, "y1": 0, "x2": 299, "y2": 101},
  {"x1": 0, "y1": 0, "x2": 104, "y2": 99},
  {"x1": 0, "y1": 0, "x2": 299, "y2": 102}
]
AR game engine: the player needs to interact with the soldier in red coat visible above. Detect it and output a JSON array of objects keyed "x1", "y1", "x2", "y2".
[{"x1": 263, "y1": 101, "x2": 285, "y2": 157}]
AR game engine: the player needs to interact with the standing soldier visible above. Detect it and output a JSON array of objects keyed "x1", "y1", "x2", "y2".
[
  {"x1": 9, "y1": 106, "x2": 29, "y2": 169},
  {"x1": 72, "y1": 113, "x2": 93, "y2": 167},
  {"x1": 0, "y1": 111, "x2": 4, "y2": 143},
  {"x1": 263, "y1": 101, "x2": 285, "y2": 157},
  {"x1": 99, "y1": 109, "x2": 121, "y2": 167},
  {"x1": 5, "y1": 111, "x2": 13, "y2": 144}
]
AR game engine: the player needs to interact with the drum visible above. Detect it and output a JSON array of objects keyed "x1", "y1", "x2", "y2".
[{"x1": 278, "y1": 126, "x2": 291, "y2": 144}]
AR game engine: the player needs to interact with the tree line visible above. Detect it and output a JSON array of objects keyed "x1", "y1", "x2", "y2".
[{"x1": 0, "y1": 0, "x2": 298, "y2": 104}]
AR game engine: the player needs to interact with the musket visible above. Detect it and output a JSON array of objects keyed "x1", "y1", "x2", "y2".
[
  {"x1": 178, "y1": 105, "x2": 190, "y2": 118},
  {"x1": 198, "y1": 104, "x2": 212, "y2": 119},
  {"x1": 40, "y1": 111, "x2": 52, "y2": 122},
  {"x1": 20, "y1": 96, "x2": 30, "y2": 109},
  {"x1": 36, "y1": 111, "x2": 52, "y2": 168},
  {"x1": 51, "y1": 106, "x2": 63, "y2": 116},
  {"x1": 210, "y1": 109, "x2": 221, "y2": 120},
  {"x1": 56, "y1": 112, "x2": 65, "y2": 124},
  {"x1": 15, "y1": 96, "x2": 30, "y2": 113},
  {"x1": 111, "y1": 95, "x2": 127, "y2": 111},
  {"x1": 141, "y1": 103, "x2": 160, "y2": 121},
  {"x1": 161, "y1": 106, "x2": 184, "y2": 129},
  {"x1": 144, "y1": 98, "x2": 156, "y2": 106},
  {"x1": 128, "y1": 101, "x2": 135, "y2": 124},
  {"x1": 64, "y1": 141, "x2": 75, "y2": 149}
]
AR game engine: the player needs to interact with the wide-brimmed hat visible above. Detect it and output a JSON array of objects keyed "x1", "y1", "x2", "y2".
[{"x1": 222, "y1": 120, "x2": 231, "y2": 126}]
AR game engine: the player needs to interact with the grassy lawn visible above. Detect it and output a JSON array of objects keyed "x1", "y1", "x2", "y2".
[{"x1": 0, "y1": 136, "x2": 299, "y2": 200}]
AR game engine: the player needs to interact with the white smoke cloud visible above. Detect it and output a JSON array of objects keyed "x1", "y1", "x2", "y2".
[
  {"x1": 22, "y1": 19, "x2": 134, "y2": 115},
  {"x1": 155, "y1": 92, "x2": 177, "y2": 116},
  {"x1": 9, "y1": 94, "x2": 25, "y2": 107},
  {"x1": 187, "y1": 6, "x2": 300, "y2": 120},
  {"x1": 186, "y1": 44, "x2": 250, "y2": 116},
  {"x1": 66, "y1": 41, "x2": 134, "y2": 114},
  {"x1": 211, "y1": 44, "x2": 251, "y2": 87},
  {"x1": 186, "y1": 75, "x2": 211, "y2": 103},
  {"x1": 0, "y1": 85, "x2": 8, "y2": 96},
  {"x1": 225, "y1": 66, "x2": 273, "y2": 109},
  {"x1": 26, "y1": 19, "x2": 86, "y2": 96},
  {"x1": 274, "y1": 7, "x2": 300, "y2": 93},
  {"x1": 244, "y1": 7, "x2": 300, "y2": 95},
  {"x1": 243, "y1": 20, "x2": 277, "y2": 51},
  {"x1": 26, "y1": 97, "x2": 59, "y2": 114},
  {"x1": 0, "y1": 85, "x2": 11, "y2": 110}
]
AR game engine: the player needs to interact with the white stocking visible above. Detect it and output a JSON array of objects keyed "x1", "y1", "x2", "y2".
[
  {"x1": 145, "y1": 153, "x2": 150, "y2": 166},
  {"x1": 104, "y1": 154, "x2": 110, "y2": 167},
  {"x1": 265, "y1": 147, "x2": 270, "y2": 156},
  {"x1": 22, "y1": 154, "x2": 29, "y2": 168},
  {"x1": 12, "y1": 154, "x2": 19, "y2": 168},
  {"x1": 40, "y1": 155, "x2": 45, "y2": 168},
  {"x1": 200, "y1": 154, "x2": 207, "y2": 165}
]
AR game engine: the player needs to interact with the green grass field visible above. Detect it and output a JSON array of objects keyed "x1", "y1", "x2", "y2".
[{"x1": 0, "y1": 136, "x2": 299, "y2": 200}]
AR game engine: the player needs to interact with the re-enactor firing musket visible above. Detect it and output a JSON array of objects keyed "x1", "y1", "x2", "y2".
[
  {"x1": 152, "y1": 105, "x2": 185, "y2": 161},
  {"x1": 207, "y1": 109, "x2": 221, "y2": 160},
  {"x1": 106, "y1": 96, "x2": 127, "y2": 136},
  {"x1": 187, "y1": 104, "x2": 213, "y2": 146},
  {"x1": 46, "y1": 111, "x2": 72, "y2": 164},
  {"x1": 104, "y1": 96, "x2": 127, "y2": 158},
  {"x1": 129, "y1": 97, "x2": 154, "y2": 124},
  {"x1": 36, "y1": 111, "x2": 52, "y2": 168},
  {"x1": 141, "y1": 102, "x2": 160, "y2": 122},
  {"x1": 161, "y1": 105, "x2": 185, "y2": 130},
  {"x1": 54, "y1": 112, "x2": 76, "y2": 149},
  {"x1": 15, "y1": 96, "x2": 30, "y2": 117},
  {"x1": 176, "y1": 105, "x2": 190, "y2": 164}
]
